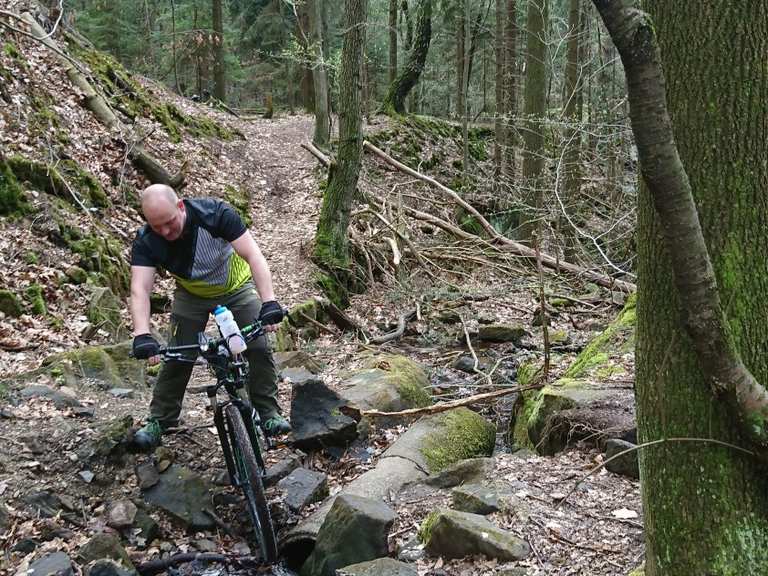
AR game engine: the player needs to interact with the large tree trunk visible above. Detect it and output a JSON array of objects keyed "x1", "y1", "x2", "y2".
[
  {"x1": 502, "y1": 0, "x2": 518, "y2": 180},
  {"x1": 389, "y1": 0, "x2": 398, "y2": 84},
  {"x1": 493, "y1": 0, "x2": 504, "y2": 178},
  {"x1": 519, "y1": 0, "x2": 549, "y2": 243},
  {"x1": 313, "y1": 0, "x2": 368, "y2": 307},
  {"x1": 309, "y1": 0, "x2": 331, "y2": 148},
  {"x1": 379, "y1": 0, "x2": 432, "y2": 114},
  {"x1": 455, "y1": 3, "x2": 465, "y2": 119},
  {"x1": 212, "y1": 0, "x2": 226, "y2": 102},
  {"x1": 559, "y1": 0, "x2": 583, "y2": 259},
  {"x1": 592, "y1": 0, "x2": 768, "y2": 573}
]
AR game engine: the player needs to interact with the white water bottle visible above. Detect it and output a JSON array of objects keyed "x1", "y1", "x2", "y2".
[{"x1": 213, "y1": 305, "x2": 247, "y2": 355}]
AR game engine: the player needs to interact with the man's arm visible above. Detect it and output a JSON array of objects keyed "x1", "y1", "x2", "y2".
[
  {"x1": 130, "y1": 265, "x2": 157, "y2": 336},
  {"x1": 231, "y1": 231, "x2": 276, "y2": 302}
]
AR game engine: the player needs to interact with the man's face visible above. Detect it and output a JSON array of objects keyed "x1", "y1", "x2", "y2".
[{"x1": 145, "y1": 199, "x2": 186, "y2": 241}]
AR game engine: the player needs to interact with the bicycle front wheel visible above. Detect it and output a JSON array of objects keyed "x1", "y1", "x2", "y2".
[{"x1": 224, "y1": 404, "x2": 278, "y2": 563}]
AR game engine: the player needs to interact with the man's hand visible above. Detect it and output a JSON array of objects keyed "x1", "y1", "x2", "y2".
[
  {"x1": 259, "y1": 300, "x2": 285, "y2": 332},
  {"x1": 133, "y1": 333, "x2": 160, "y2": 360}
]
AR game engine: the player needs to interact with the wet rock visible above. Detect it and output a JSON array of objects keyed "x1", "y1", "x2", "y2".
[
  {"x1": 477, "y1": 324, "x2": 528, "y2": 344},
  {"x1": 604, "y1": 439, "x2": 639, "y2": 479},
  {"x1": 12, "y1": 538, "x2": 39, "y2": 553},
  {"x1": 19, "y1": 385, "x2": 82, "y2": 409},
  {"x1": 423, "y1": 458, "x2": 494, "y2": 488},
  {"x1": 451, "y1": 483, "x2": 501, "y2": 515},
  {"x1": 300, "y1": 494, "x2": 395, "y2": 576},
  {"x1": 135, "y1": 462, "x2": 159, "y2": 489},
  {"x1": 290, "y1": 377, "x2": 358, "y2": 450},
  {"x1": 338, "y1": 557, "x2": 418, "y2": 576},
  {"x1": 107, "y1": 499, "x2": 137, "y2": 529},
  {"x1": 77, "y1": 533, "x2": 135, "y2": 570},
  {"x1": 28, "y1": 551, "x2": 74, "y2": 576},
  {"x1": 86, "y1": 559, "x2": 136, "y2": 576},
  {"x1": 278, "y1": 468, "x2": 329, "y2": 513},
  {"x1": 422, "y1": 509, "x2": 530, "y2": 561},
  {"x1": 264, "y1": 453, "x2": 302, "y2": 487},
  {"x1": 142, "y1": 464, "x2": 214, "y2": 530}
]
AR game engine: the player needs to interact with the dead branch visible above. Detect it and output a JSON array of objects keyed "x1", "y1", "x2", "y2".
[
  {"x1": 136, "y1": 552, "x2": 262, "y2": 576},
  {"x1": 369, "y1": 310, "x2": 416, "y2": 344},
  {"x1": 302, "y1": 141, "x2": 330, "y2": 166},
  {"x1": 298, "y1": 310, "x2": 338, "y2": 335}
]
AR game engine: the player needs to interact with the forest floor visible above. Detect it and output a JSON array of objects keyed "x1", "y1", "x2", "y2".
[{"x1": 0, "y1": 14, "x2": 642, "y2": 575}]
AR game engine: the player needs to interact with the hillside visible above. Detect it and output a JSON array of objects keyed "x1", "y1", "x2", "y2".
[{"x1": 0, "y1": 6, "x2": 643, "y2": 576}]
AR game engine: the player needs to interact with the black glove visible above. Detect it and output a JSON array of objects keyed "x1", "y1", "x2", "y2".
[
  {"x1": 132, "y1": 333, "x2": 160, "y2": 359},
  {"x1": 259, "y1": 300, "x2": 285, "y2": 326}
]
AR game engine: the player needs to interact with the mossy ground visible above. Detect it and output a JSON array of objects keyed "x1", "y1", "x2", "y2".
[{"x1": 421, "y1": 408, "x2": 496, "y2": 472}]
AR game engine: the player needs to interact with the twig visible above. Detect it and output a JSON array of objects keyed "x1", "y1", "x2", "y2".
[
  {"x1": 203, "y1": 508, "x2": 234, "y2": 535},
  {"x1": 298, "y1": 311, "x2": 338, "y2": 335}
]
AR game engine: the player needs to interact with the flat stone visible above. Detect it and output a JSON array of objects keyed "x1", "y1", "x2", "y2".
[
  {"x1": 277, "y1": 467, "x2": 328, "y2": 513},
  {"x1": 264, "y1": 453, "x2": 302, "y2": 487},
  {"x1": 20, "y1": 385, "x2": 82, "y2": 409},
  {"x1": 135, "y1": 462, "x2": 159, "y2": 490},
  {"x1": 141, "y1": 464, "x2": 214, "y2": 530},
  {"x1": 107, "y1": 499, "x2": 137, "y2": 529},
  {"x1": 424, "y1": 458, "x2": 494, "y2": 488},
  {"x1": 338, "y1": 557, "x2": 418, "y2": 576},
  {"x1": 107, "y1": 388, "x2": 134, "y2": 399},
  {"x1": 451, "y1": 483, "x2": 502, "y2": 515},
  {"x1": 424, "y1": 509, "x2": 530, "y2": 561},
  {"x1": 77, "y1": 533, "x2": 135, "y2": 570},
  {"x1": 604, "y1": 439, "x2": 639, "y2": 479},
  {"x1": 478, "y1": 324, "x2": 528, "y2": 344},
  {"x1": 28, "y1": 551, "x2": 73, "y2": 576}
]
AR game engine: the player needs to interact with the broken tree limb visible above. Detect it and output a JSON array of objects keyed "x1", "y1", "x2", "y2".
[
  {"x1": 363, "y1": 139, "x2": 636, "y2": 293},
  {"x1": 23, "y1": 13, "x2": 184, "y2": 188},
  {"x1": 302, "y1": 141, "x2": 331, "y2": 166},
  {"x1": 369, "y1": 310, "x2": 417, "y2": 344}
]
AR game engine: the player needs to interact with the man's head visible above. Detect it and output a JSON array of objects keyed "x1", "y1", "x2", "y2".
[{"x1": 141, "y1": 184, "x2": 186, "y2": 241}]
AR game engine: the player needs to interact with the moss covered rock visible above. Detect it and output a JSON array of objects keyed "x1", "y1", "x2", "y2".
[
  {"x1": 87, "y1": 286, "x2": 126, "y2": 341},
  {"x1": 421, "y1": 408, "x2": 496, "y2": 472},
  {"x1": 0, "y1": 156, "x2": 29, "y2": 216},
  {"x1": 0, "y1": 289, "x2": 23, "y2": 317},
  {"x1": 42, "y1": 341, "x2": 145, "y2": 390},
  {"x1": 24, "y1": 283, "x2": 47, "y2": 315},
  {"x1": 508, "y1": 295, "x2": 637, "y2": 454}
]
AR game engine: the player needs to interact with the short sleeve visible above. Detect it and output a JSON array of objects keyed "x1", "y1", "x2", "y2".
[
  {"x1": 215, "y1": 202, "x2": 248, "y2": 242},
  {"x1": 131, "y1": 230, "x2": 157, "y2": 267}
]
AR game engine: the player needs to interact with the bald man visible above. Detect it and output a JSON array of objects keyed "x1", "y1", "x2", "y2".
[{"x1": 130, "y1": 184, "x2": 290, "y2": 450}]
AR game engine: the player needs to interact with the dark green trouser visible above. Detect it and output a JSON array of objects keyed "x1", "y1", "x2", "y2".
[{"x1": 149, "y1": 282, "x2": 281, "y2": 429}]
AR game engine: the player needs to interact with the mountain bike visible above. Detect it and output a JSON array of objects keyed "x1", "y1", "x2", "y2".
[{"x1": 156, "y1": 317, "x2": 281, "y2": 563}]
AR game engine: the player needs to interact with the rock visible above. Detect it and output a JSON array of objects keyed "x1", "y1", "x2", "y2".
[
  {"x1": 135, "y1": 462, "x2": 159, "y2": 490},
  {"x1": 19, "y1": 385, "x2": 82, "y2": 409},
  {"x1": 300, "y1": 495, "x2": 395, "y2": 576},
  {"x1": 419, "y1": 408, "x2": 496, "y2": 473},
  {"x1": 604, "y1": 439, "x2": 639, "y2": 479},
  {"x1": 78, "y1": 416, "x2": 134, "y2": 463},
  {"x1": 21, "y1": 433, "x2": 45, "y2": 454},
  {"x1": 86, "y1": 559, "x2": 136, "y2": 576},
  {"x1": 421, "y1": 509, "x2": 530, "y2": 561},
  {"x1": 396, "y1": 537, "x2": 426, "y2": 562},
  {"x1": 0, "y1": 289, "x2": 23, "y2": 317},
  {"x1": 72, "y1": 406, "x2": 96, "y2": 418},
  {"x1": 87, "y1": 287, "x2": 126, "y2": 342},
  {"x1": 107, "y1": 499, "x2": 137, "y2": 529},
  {"x1": 290, "y1": 377, "x2": 358, "y2": 450},
  {"x1": 12, "y1": 538, "x2": 39, "y2": 553},
  {"x1": 133, "y1": 508, "x2": 159, "y2": 546},
  {"x1": 452, "y1": 356, "x2": 488, "y2": 373},
  {"x1": 194, "y1": 538, "x2": 218, "y2": 552},
  {"x1": 264, "y1": 453, "x2": 302, "y2": 487},
  {"x1": 451, "y1": 483, "x2": 501, "y2": 515},
  {"x1": 28, "y1": 551, "x2": 74, "y2": 576},
  {"x1": 423, "y1": 457, "x2": 494, "y2": 488},
  {"x1": 278, "y1": 468, "x2": 329, "y2": 513},
  {"x1": 282, "y1": 367, "x2": 318, "y2": 385},
  {"x1": 24, "y1": 491, "x2": 67, "y2": 517},
  {"x1": 275, "y1": 350, "x2": 324, "y2": 374},
  {"x1": 339, "y1": 355, "x2": 432, "y2": 428},
  {"x1": 77, "y1": 533, "x2": 135, "y2": 571},
  {"x1": 142, "y1": 464, "x2": 214, "y2": 530},
  {"x1": 436, "y1": 309, "x2": 462, "y2": 324},
  {"x1": 79, "y1": 470, "x2": 95, "y2": 483},
  {"x1": 337, "y1": 557, "x2": 418, "y2": 576},
  {"x1": 64, "y1": 266, "x2": 88, "y2": 285},
  {"x1": 0, "y1": 501, "x2": 9, "y2": 533},
  {"x1": 477, "y1": 324, "x2": 528, "y2": 344},
  {"x1": 41, "y1": 342, "x2": 146, "y2": 391},
  {"x1": 107, "y1": 388, "x2": 134, "y2": 399}
]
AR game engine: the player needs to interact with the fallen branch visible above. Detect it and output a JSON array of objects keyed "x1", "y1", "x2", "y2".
[
  {"x1": 298, "y1": 310, "x2": 338, "y2": 335},
  {"x1": 135, "y1": 553, "x2": 263, "y2": 576},
  {"x1": 369, "y1": 310, "x2": 416, "y2": 344}
]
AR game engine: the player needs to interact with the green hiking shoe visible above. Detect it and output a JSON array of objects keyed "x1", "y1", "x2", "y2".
[
  {"x1": 263, "y1": 415, "x2": 291, "y2": 437},
  {"x1": 134, "y1": 419, "x2": 163, "y2": 451}
]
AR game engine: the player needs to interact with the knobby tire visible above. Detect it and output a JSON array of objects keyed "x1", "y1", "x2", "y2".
[{"x1": 224, "y1": 404, "x2": 278, "y2": 563}]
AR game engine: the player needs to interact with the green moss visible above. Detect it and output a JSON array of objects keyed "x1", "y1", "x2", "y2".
[
  {"x1": 418, "y1": 509, "x2": 441, "y2": 543},
  {"x1": 0, "y1": 289, "x2": 23, "y2": 317},
  {"x1": 64, "y1": 266, "x2": 88, "y2": 285},
  {"x1": 23, "y1": 251, "x2": 38, "y2": 264},
  {"x1": 365, "y1": 354, "x2": 432, "y2": 408},
  {"x1": 24, "y1": 283, "x2": 47, "y2": 315},
  {"x1": 314, "y1": 270, "x2": 350, "y2": 309},
  {"x1": 5, "y1": 156, "x2": 108, "y2": 208},
  {"x1": 223, "y1": 185, "x2": 252, "y2": 227},
  {"x1": 0, "y1": 158, "x2": 29, "y2": 216},
  {"x1": 421, "y1": 408, "x2": 496, "y2": 472},
  {"x1": 69, "y1": 234, "x2": 130, "y2": 295},
  {"x1": 3, "y1": 42, "x2": 20, "y2": 59}
]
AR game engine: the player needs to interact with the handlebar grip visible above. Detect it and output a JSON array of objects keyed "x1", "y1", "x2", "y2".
[{"x1": 260, "y1": 307, "x2": 290, "y2": 326}]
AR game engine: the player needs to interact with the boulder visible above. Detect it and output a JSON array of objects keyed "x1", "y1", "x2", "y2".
[
  {"x1": 41, "y1": 342, "x2": 146, "y2": 391},
  {"x1": 300, "y1": 495, "x2": 395, "y2": 576},
  {"x1": 77, "y1": 533, "x2": 135, "y2": 571},
  {"x1": 27, "y1": 551, "x2": 74, "y2": 576},
  {"x1": 477, "y1": 324, "x2": 527, "y2": 344},
  {"x1": 133, "y1": 508, "x2": 160, "y2": 546},
  {"x1": 509, "y1": 295, "x2": 636, "y2": 455},
  {"x1": 423, "y1": 457, "x2": 494, "y2": 488},
  {"x1": 106, "y1": 499, "x2": 137, "y2": 529},
  {"x1": 604, "y1": 438, "x2": 639, "y2": 479},
  {"x1": 421, "y1": 509, "x2": 530, "y2": 561},
  {"x1": 141, "y1": 464, "x2": 214, "y2": 530},
  {"x1": 290, "y1": 377, "x2": 358, "y2": 450},
  {"x1": 451, "y1": 483, "x2": 502, "y2": 515},
  {"x1": 278, "y1": 468, "x2": 329, "y2": 513},
  {"x1": 87, "y1": 286, "x2": 127, "y2": 342},
  {"x1": 337, "y1": 558, "x2": 418, "y2": 576}
]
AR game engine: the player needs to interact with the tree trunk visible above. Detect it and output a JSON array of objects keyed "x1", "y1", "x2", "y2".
[
  {"x1": 518, "y1": 0, "x2": 548, "y2": 243},
  {"x1": 592, "y1": 0, "x2": 768, "y2": 573},
  {"x1": 559, "y1": 0, "x2": 583, "y2": 259},
  {"x1": 314, "y1": 0, "x2": 368, "y2": 307},
  {"x1": 380, "y1": 0, "x2": 432, "y2": 115},
  {"x1": 389, "y1": 0, "x2": 398, "y2": 84},
  {"x1": 455, "y1": 4, "x2": 465, "y2": 119},
  {"x1": 461, "y1": 0, "x2": 470, "y2": 174},
  {"x1": 309, "y1": 0, "x2": 331, "y2": 148},
  {"x1": 212, "y1": 0, "x2": 226, "y2": 102},
  {"x1": 493, "y1": 0, "x2": 504, "y2": 178},
  {"x1": 502, "y1": 0, "x2": 517, "y2": 180}
]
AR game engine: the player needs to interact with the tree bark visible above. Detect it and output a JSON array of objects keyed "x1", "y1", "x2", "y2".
[
  {"x1": 380, "y1": 0, "x2": 432, "y2": 114},
  {"x1": 314, "y1": 0, "x2": 368, "y2": 306},
  {"x1": 309, "y1": 0, "x2": 331, "y2": 148},
  {"x1": 212, "y1": 0, "x2": 226, "y2": 102},
  {"x1": 493, "y1": 0, "x2": 504, "y2": 178},
  {"x1": 501, "y1": 0, "x2": 517, "y2": 179},
  {"x1": 519, "y1": 0, "x2": 548, "y2": 243},
  {"x1": 389, "y1": 0, "x2": 398, "y2": 84},
  {"x1": 591, "y1": 0, "x2": 768, "y2": 572},
  {"x1": 455, "y1": 3, "x2": 465, "y2": 119}
]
